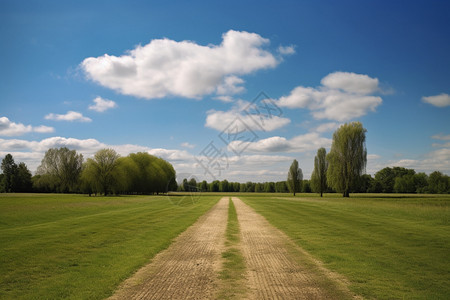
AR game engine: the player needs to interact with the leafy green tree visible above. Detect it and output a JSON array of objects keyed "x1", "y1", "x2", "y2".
[
  {"x1": 1, "y1": 154, "x2": 17, "y2": 192},
  {"x1": 16, "y1": 162, "x2": 32, "y2": 192},
  {"x1": 327, "y1": 122, "x2": 367, "y2": 197},
  {"x1": 355, "y1": 174, "x2": 373, "y2": 193},
  {"x1": 302, "y1": 180, "x2": 311, "y2": 193},
  {"x1": 287, "y1": 159, "x2": 303, "y2": 196},
  {"x1": 311, "y1": 147, "x2": 328, "y2": 197},
  {"x1": 275, "y1": 181, "x2": 288, "y2": 193},
  {"x1": 394, "y1": 174, "x2": 416, "y2": 193},
  {"x1": 428, "y1": 171, "x2": 450, "y2": 194},
  {"x1": 200, "y1": 180, "x2": 208, "y2": 192},
  {"x1": 264, "y1": 182, "x2": 275, "y2": 193},
  {"x1": 36, "y1": 147, "x2": 83, "y2": 192},
  {"x1": 219, "y1": 180, "x2": 229, "y2": 192},
  {"x1": 82, "y1": 149, "x2": 120, "y2": 195},
  {"x1": 374, "y1": 167, "x2": 415, "y2": 193},
  {"x1": 413, "y1": 173, "x2": 428, "y2": 193}
]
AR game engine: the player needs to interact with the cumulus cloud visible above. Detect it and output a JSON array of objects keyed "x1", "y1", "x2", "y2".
[
  {"x1": 432, "y1": 133, "x2": 450, "y2": 141},
  {"x1": 227, "y1": 132, "x2": 332, "y2": 153},
  {"x1": 314, "y1": 122, "x2": 340, "y2": 133},
  {"x1": 0, "y1": 117, "x2": 54, "y2": 136},
  {"x1": 45, "y1": 111, "x2": 92, "y2": 122},
  {"x1": 88, "y1": 96, "x2": 118, "y2": 112},
  {"x1": 0, "y1": 136, "x2": 193, "y2": 172},
  {"x1": 205, "y1": 100, "x2": 291, "y2": 132},
  {"x1": 181, "y1": 142, "x2": 195, "y2": 149},
  {"x1": 81, "y1": 30, "x2": 288, "y2": 100},
  {"x1": 277, "y1": 72, "x2": 382, "y2": 121},
  {"x1": 422, "y1": 93, "x2": 450, "y2": 107},
  {"x1": 277, "y1": 45, "x2": 296, "y2": 55}
]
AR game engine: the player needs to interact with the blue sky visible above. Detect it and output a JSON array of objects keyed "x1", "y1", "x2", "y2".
[{"x1": 1, "y1": 0, "x2": 449, "y2": 182}]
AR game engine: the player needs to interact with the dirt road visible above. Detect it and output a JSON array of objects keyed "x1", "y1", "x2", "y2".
[
  {"x1": 109, "y1": 197, "x2": 228, "y2": 299},
  {"x1": 232, "y1": 197, "x2": 355, "y2": 299},
  {"x1": 110, "y1": 196, "x2": 357, "y2": 299}
]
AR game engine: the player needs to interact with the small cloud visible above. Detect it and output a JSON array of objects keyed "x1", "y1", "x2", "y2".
[
  {"x1": 181, "y1": 142, "x2": 195, "y2": 149},
  {"x1": 277, "y1": 45, "x2": 296, "y2": 55},
  {"x1": 432, "y1": 133, "x2": 450, "y2": 141},
  {"x1": 0, "y1": 117, "x2": 55, "y2": 136},
  {"x1": 88, "y1": 96, "x2": 118, "y2": 112},
  {"x1": 314, "y1": 122, "x2": 340, "y2": 133},
  {"x1": 213, "y1": 95, "x2": 235, "y2": 103},
  {"x1": 45, "y1": 111, "x2": 92, "y2": 122},
  {"x1": 367, "y1": 154, "x2": 381, "y2": 160},
  {"x1": 422, "y1": 93, "x2": 450, "y2": 107}
]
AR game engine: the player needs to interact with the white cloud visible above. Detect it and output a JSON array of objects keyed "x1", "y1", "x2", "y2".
[
  {"x1": 181, "y1": 142, "x2": 195, "y2": 149},
  {"x1": 321, "y1": 72, "x2": 379, "y2": 94},
  {"x1": 205, "y1": 100, "x2": 291, "y2": 132},
  {"x1": 213, "y1": 95, "x2": 235, "y2": 103},
  {"x1": 228, "y1": 132, "x2": 332, "y2": 153},
  {"x1": 81, "y1": 30, "x2": 289, "y2": 100},
  {"x1": 432, "y1": 133, "x2": 450, "y2": 141},
  {"x1": 277, "y1": 45, "x2": 296, "y2": 55},
  {"x1": 422, "y1": 93, "x2": 450, "y2": 107},
  {"x1": 0, "y1": 117, "x2": 54, "y2": 136},
  {"x1": 45, "y1": 111, "x2": 92, "y2": 122},
  {"x1": 216, "y1": 75, "x2": 245, "y2": 95},
  {"x1": 277, "y1": 72, "x2": 382, "y2": 121},
  {"x1": 314, "y1": 122, "x2": 340, "y2": 133},
  {"x1": 88, "y1": 96, "x2": 118, "y2": 112}
]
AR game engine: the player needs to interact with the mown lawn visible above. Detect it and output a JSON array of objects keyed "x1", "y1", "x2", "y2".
[
  {"x1": 0, "y1": 193, "x2": 219, "y2": 299},
  {"x1": 241, "y1": 193, "x2": 450, "y2": 299}
]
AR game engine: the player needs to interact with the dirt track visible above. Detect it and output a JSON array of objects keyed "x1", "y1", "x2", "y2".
[
  {"x1": 109, "y1": 197, "x2": 228, "y2": 299},
  {"x1": 232, "y1": 197, "x2": 354, "y2": 299},
  {"x1": 110, "y1": 196, "x2": 357, "y2": 299}
]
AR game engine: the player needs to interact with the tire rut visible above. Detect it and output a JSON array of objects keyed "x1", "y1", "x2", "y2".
[
  {"x1": 109, "y1": 197, "x2": 229, "y2": 300},
  {"x1": 232, "y1": 197, "x2": 355, "y2": 299}
]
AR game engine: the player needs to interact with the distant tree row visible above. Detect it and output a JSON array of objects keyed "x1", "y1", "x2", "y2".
[
  {"x1": 177, "y1": 178, "x2": 313, "y2": 193},
  {"x1": 1, "y1": 148, "x2": 176, "y2": 195},
  {"x1": 307, "y1": 122, "x2": 450, "y2": 196}
]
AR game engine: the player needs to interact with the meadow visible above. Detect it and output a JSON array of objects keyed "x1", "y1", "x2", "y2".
[
  {"x1": 0, "y1": 193, "x2": 219, "y2": 299},
  {"x1": 1, "y1": 192, "x2": 449, "y2": 299},
  {"x1": 241, "y1": 193, "x2": 450, "y2": 299}
]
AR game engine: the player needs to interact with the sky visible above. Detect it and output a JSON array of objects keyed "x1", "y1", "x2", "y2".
[{"x1": 1, "y1": 0, "x2": 449, "y2": 183}]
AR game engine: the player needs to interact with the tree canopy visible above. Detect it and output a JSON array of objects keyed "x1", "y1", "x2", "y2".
[
  {"x1": 287, "y1": 159, "x2": 303, "y2": 196},
  {"x1": 327, "y1": 122, "x2": 367, "y2": 197},
  {"x1": 311, "y1": 147, "x2": 328, "y2": 197}
]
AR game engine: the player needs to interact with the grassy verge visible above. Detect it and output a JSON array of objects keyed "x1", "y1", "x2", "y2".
[
  {"x1": 241, "y1": 194, "x2": 450, "y2": 299},
  {"x1": 0, "y1": 193, "x2": 219, "y2": 299},
  {"x1": 218, "y1": 198, "x2": 246, "y2": 299}
]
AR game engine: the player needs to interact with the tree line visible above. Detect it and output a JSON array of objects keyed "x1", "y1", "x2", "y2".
[
  {"x1": 1, "y1": 148, "x2": 176, "y2": 195},
  {"x1": 1, "y1": 122, "x2": 449, "y2": 195}
]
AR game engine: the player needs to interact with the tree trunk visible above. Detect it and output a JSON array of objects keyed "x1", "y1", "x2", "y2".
[
  {"x1": 293, "y1": 191, "x2": 296, "y2": 196},
  {"x1": 320, "y1": 191, "x2": 323, "y2": 197}
]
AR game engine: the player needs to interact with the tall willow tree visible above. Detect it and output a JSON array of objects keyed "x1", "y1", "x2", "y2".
[
  {"x1": 287, "y1": 159, "x2": 303, "y2": 196},
  {"x1": 327, "y1": 122, "x2": 367, "y2": 197},
  {"x1": 311, "y1": 147, "x2": 328, "y2": 197}
]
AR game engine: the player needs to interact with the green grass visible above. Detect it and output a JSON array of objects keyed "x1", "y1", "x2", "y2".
[
  {"x1": 218, "y1": 198, "x2": 246, "y2": 299},
  {"x1": 0, "y1": 193, "x2": 219, "y2": 299},
  {"x1": 241, "y1": 193, "x2": 450, "y2": 299}
]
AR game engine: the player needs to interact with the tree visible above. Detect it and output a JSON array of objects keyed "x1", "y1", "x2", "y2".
[
  {"x1": 1, "y1": 154, "x2": 17, "y2": 192},
  {"x1": 16, "y1": 162, "x2": 32, "y2": 192},
  {"x1": 428, "y1": 171, "x2": 450, "y2": 194},
  {"x1": 311, "y1": 147, "x2": 328, "y2": 197},
  {"x1": 287, "y1": 159, "x2": 303, "y2": 196},
  {"x1": 37, "y1": 147, "x2": 83, "y2": 192},
  {"x1": 327, "y1": 122, "x2": 367, "y2": 197},
  {"x1": 82, "y1": 149, "x2": 120, "y2": 195}
]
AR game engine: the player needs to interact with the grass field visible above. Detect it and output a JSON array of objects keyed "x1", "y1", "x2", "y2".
[
  {"x1": 1, "y1": 193, "x2": 449, "y2": 299},
  {"x1": 0, "y1": 193, "x2": 219, "y2": 299},
  {"x1": 241, "y1": 193, "x2": 450, "y2": 299}
]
